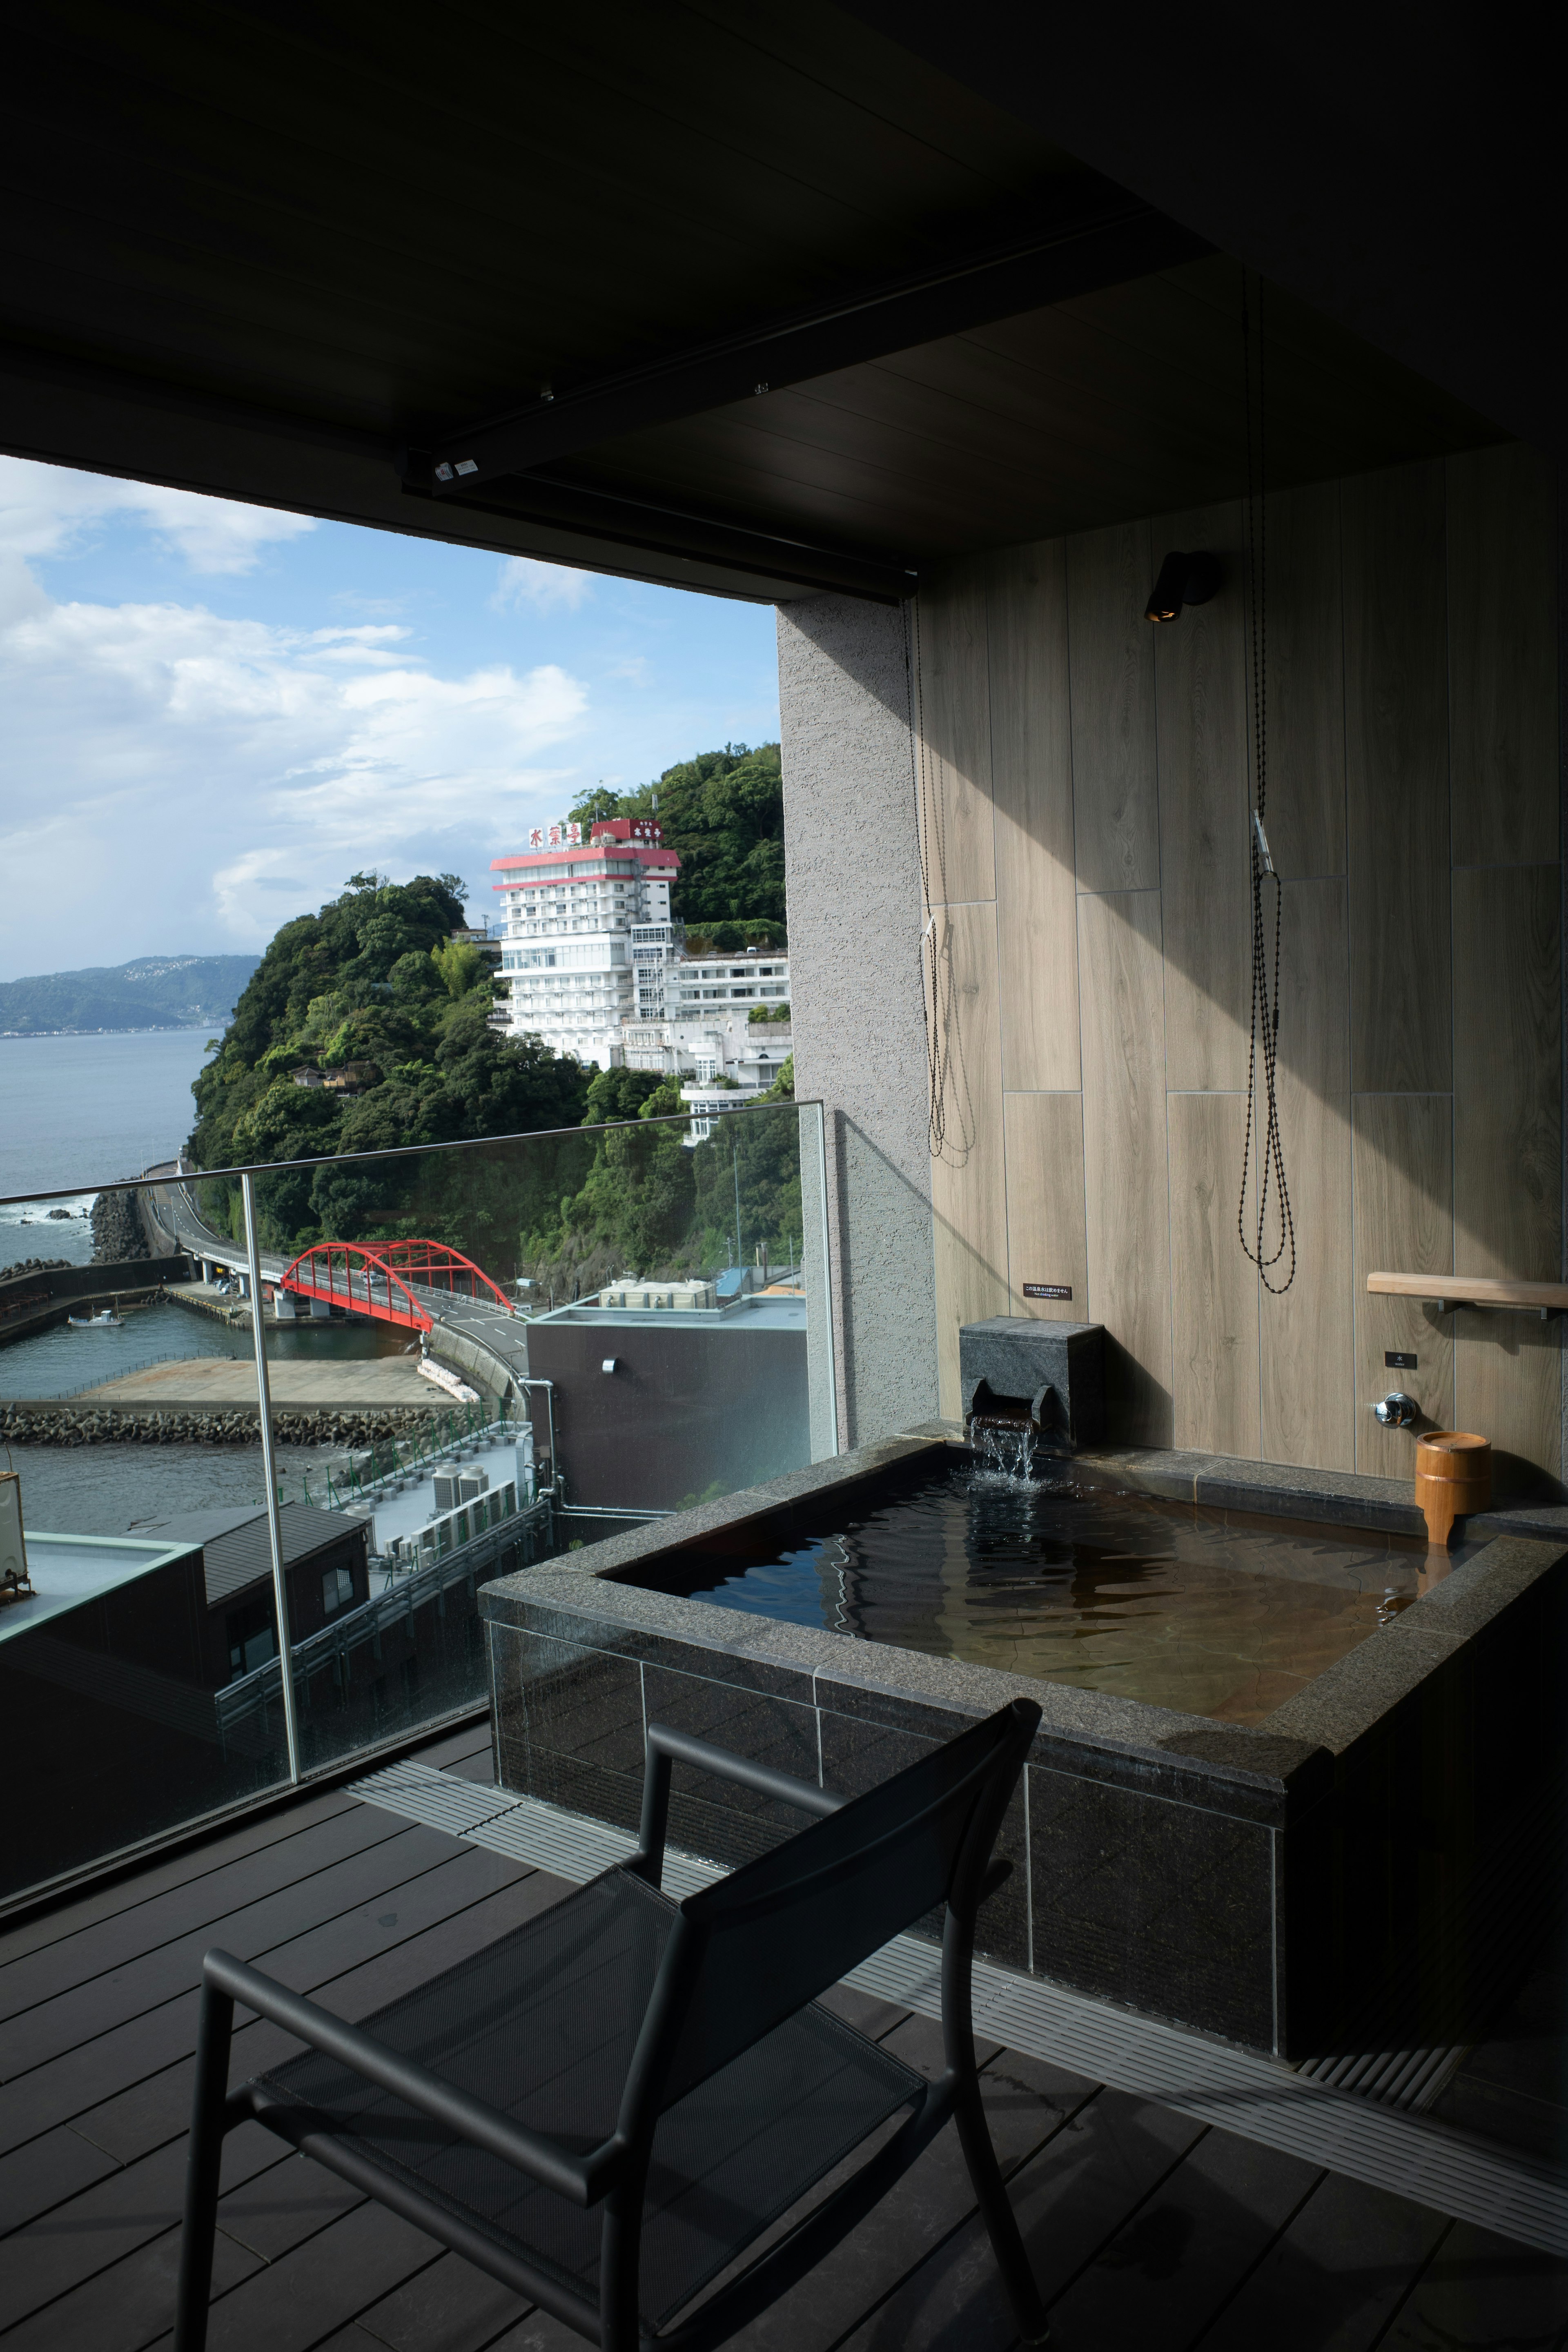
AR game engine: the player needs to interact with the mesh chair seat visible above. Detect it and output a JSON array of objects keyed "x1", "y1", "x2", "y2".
[{"x1": 252, "y1": 1866, "x2": 926, "y2": 2328}]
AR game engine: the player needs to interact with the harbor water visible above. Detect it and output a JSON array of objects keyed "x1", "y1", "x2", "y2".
[{"x1": 1, "y1": 1027, "x2": 417, "y2": 1536}]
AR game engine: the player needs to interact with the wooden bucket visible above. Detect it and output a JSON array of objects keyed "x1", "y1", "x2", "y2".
[{"x1": 1415, "y1": 1432, "x2": 1492, "y2": 1548}]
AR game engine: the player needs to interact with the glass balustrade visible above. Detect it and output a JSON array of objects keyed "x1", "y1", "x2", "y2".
[{"x1": 0, "y1": 1099, "x2": 835, "y2": 1904}]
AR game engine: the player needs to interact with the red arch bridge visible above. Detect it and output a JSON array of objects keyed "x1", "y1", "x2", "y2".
[{"x1": 276, "y1": 1241, "x2": 514, "y2": 1331}]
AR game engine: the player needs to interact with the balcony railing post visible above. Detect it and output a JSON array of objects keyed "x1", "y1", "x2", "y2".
[
  {"x1": 808, "y1": 1102, "x2": 840, "y2": 1455},
  {"x1": 241, "y1": 1172, "x2": 303, "y2": 1785}
]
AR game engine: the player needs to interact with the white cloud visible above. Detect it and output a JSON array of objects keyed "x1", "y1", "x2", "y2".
[
  {"x1": 116, "y1": 483, "x2": 316, "y2": 575},
  {"x1": 302, "y1": 624, "x2": 414, "y2": 667},
  {"x1": 0, "y1": 532, "x2": 592, "y2": 963},
  {"x1": 0, "y1": 452, "x2": 784, "y2": 977},
  {"x1": 0, "y1": 454, "x2": 316, "y2": 577},
  {"x1": 211, "y1": 849, "x2": 313, "y2": 930},
  {"x1": 491, "y1": 555, "x2": 595, "y2": 612}
]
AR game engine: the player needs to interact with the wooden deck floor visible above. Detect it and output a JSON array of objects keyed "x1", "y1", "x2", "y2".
[{"x1": 3, "y1": 1722, "x2": 1567, "y2": 2352}]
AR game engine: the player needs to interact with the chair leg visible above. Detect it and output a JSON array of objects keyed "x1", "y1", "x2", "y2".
[
  {"x1": 953, "y1": 2075, "x2": 1051, "y2": 2345},
  {"x1": 174, "y1": 1980, "x2": 234, "y2": 2352},
  {"x1": 599, "y1": 2183, "x2": 647, "y2": 2352}
]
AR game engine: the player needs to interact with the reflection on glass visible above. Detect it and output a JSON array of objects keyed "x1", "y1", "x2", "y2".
[
  {"x1": 0, "y1": 1102, "x2": 835, "y2": 1902},
  {"x1": 0, "y1": 1526, "x2": 289, "y2": 1900},
  {"x1": 243, "y1": 1098, "x2": 835, "y2": 1515}
]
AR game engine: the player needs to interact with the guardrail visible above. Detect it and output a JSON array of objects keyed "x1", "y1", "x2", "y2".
[
  {"x1": 0, "y1": 1288, "x2": 53, "y2": 1322},
  {"x1": 149, "y1": 1175, "x2": 526, "y2": 1406}
]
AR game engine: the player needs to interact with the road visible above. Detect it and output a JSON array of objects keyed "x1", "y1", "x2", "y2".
[{"x1": 139, "y1": 1159, "x2": 535, "y2": 1405}]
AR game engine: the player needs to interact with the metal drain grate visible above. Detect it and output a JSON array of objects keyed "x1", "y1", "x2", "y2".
[
  {"x1": 348, "y1": 1761, "x2": 1568, "y2": 2258},
  {"x1": 349, "y1": 1757, "x2": 526, "y2": 1841}
]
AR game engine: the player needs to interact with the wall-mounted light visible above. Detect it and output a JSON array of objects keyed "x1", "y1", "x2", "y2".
[{"x1": 1145, "y1": 551, "x2": 1222, "y2": 623}]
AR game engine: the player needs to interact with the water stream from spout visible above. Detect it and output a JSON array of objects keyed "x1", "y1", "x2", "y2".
[{"x1": 967, "y1": 1414, "x2": 1038, "y2": 1483}]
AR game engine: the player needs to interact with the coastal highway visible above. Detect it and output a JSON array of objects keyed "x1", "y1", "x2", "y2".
[{"x1": 138, "y1": 1159, "x2": 535, "y2": 1407}]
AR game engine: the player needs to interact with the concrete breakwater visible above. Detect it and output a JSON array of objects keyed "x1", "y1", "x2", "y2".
[
  {"x1": 0, "y1": 1256, "x2": 72, "y2": 1283},
  {"x1": 0, "y1": 1402, "x2": 436, "y2": 1447},
  {"x1": 0, "y1": 1255, "x2": 189, "y2": 1348}
]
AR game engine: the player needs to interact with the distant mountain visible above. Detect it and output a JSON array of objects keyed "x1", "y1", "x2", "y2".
[{"x1": 0, "y1": 955, "x2": 262, "y2": 1035}]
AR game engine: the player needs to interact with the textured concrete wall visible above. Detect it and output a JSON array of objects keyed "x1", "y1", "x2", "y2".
[{"x1": 777, "y1": 595, "x2": 939, "y2": 1444}]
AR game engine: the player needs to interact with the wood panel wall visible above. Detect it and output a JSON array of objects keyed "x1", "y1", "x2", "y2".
[{"x1": 917, "y1": 446, "x2": 1563, "y2": 1494}]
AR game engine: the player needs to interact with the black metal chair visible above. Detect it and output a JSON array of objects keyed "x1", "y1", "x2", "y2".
[{"x1": 175, "y1": 1698, "x2": 1049, "y2": 2352}]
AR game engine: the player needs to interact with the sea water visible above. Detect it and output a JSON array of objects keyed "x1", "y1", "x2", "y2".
[
  {"x1": 0, "y1": 1027, "x2": 401, "y2": 1534},
  {"x1": 0, "y1": 1027, "x2": 220, "y2": 1260}
]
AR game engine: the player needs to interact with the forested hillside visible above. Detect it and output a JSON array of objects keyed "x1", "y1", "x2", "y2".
[
  {"x1": 516, "y1": 1065, "x2": 801, "y2": 1303},
  {"x1": 185, "y1": 869, "x2": 802, "y2": 1288},
  {"x1": 0, "y1": 954, "x2": 260, "y2": 1035},
  {"x1": 570, "y1": 742, "x2": 785, "y2": 940},
  {"x1": 185, "y1": 739, "x2": 800, "y2": 1281},
  {"x1": 188, "y1": 872, "x2": 589, "y2": 1253}
]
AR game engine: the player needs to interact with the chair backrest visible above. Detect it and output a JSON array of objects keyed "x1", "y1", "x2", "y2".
[{"x1": 641, "y1": 1698, "x2": 1039, "y2": 2113}]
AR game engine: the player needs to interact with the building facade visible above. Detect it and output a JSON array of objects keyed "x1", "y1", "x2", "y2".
[
  {"x1": 670, "y1": 952, "x2": 789, "y2": 1018},
  {"x1": 621, "y1": 948, "x2": 792, "y2": 1102},
  {"x1": 491, "y1": 819, "x2": 679, "y2": 1068}
]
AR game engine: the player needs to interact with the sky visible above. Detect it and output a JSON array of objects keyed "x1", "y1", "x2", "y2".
[{"x1": 0, "y1": 457, "x2": 781, "y2": 980}]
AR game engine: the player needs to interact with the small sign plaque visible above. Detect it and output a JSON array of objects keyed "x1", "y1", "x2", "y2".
[
  {"x1": 1385, "y1": 1350, "x2": 1418, "y2": 1370},
  {"x1": 1024, "y1": 1283, "x2": 1072, "y2": 1302}
]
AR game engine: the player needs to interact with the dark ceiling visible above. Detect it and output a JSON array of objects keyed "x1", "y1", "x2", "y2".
[
  {"x1": 0, "y1": 0, "x2": 1504, "y2": 604},
  {"x1": 841, "y1": 0, "x2": 1564, "y2": 481}
]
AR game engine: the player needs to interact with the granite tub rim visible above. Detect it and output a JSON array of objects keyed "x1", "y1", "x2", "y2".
[
  {"x1": 1261, "y1": 1530, "x2": 1568, "y2": 1756},
  {"x1": 481, "y1": 1435, "x2": 1565, "y2": 1806},
  {"x1": 481, "y1": 1566, "x2": 1333, "y2": 1823}
]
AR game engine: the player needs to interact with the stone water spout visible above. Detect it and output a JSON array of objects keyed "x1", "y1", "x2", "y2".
[{"x1": 958, "y1": 1318, "x2": 1106, "y2": 1459}]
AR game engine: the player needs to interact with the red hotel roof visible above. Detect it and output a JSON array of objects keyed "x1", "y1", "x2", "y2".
[{"x1": 490, "y1": 841, "x2": 679, "y2": 889}]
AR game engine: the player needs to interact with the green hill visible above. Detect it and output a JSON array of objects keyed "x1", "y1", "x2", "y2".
[
  {"x1": 570, "y1": 742, "x2": 785, "y2": 938},
  {"x1": 188, "y1": 872, "x2": 590, "y2": 1256},
  {"x1": 0, "y1": 954, "x2": 261, "y2": 1035}
]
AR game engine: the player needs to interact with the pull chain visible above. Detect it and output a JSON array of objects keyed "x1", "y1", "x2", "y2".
[
  {"x1": 1237, "y1": 272, "x2": 1296, "y2": 1293},
  {"x1": 910, "y1": 596, "x2": 973, "y2": 1161}
]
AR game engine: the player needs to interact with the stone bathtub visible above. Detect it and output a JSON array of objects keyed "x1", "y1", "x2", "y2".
[{"x1": 479, "y1": 1432, "x2": 1568, "y2": 2061}]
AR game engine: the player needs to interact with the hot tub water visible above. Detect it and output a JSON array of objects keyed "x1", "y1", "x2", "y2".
[{"x1": 640, "y1": 1457, "x2": 1456, "y2": 1724}]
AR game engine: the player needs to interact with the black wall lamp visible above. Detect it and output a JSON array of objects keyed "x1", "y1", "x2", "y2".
[{"x1": 1145, "y1": 550, "x2": 1222, "y2": 622}]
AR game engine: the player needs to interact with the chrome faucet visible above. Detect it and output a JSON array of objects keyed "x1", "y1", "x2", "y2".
[{"x1": 1373, "y1": 1391, "x2": 1420, "y2": 1428}]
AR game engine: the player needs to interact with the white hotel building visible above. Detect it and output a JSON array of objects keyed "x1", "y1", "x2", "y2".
[
  {"x1": 492, "y1": 819, "x2": 681, "y2": 1068},
  {"x1": 493, "y1": 819, "x2": 789, "y2": 1079}
]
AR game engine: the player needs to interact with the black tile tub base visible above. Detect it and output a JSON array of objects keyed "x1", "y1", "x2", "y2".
[
  {"x1": 481, "y1": 1442, "x2": 1568, "y2": 2062},
  {"x1": 484, "y1": 1588, "x2": 1287, "y2": 2051}
]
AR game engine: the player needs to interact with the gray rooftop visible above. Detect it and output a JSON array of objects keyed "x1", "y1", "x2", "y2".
[
  {"x1": 131, "y1": 1502, "x2": 364, "y2": 1609},
  {"x1": 533, "y1": 1295, "x2": 807, "y2": 1332}
]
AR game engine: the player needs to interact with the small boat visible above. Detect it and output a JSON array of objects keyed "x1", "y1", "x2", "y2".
[{"x1": 68, "y1": 1307, "x2": 123, "y2": 1329}]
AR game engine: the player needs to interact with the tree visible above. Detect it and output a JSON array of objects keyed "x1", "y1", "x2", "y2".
[
  {"x1": 581, "y1": 1067, "x2": 667, "y2": 1126},
  {"x1": 691, "y1": 1103, "x2": 801, "y2": 1267},
  {"x1": 188, "y1": 873, "x2": 590, "y2": 1256},
  {"x1": 569, "y1": 743, "x2": 786, "y2": 930}
]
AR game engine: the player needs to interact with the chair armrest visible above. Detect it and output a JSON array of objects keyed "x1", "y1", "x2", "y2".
[
  {"x1": 203, "y1": 1949, "x2": 611, "y2": 2205},
  {"x1": 628, "y1": 1721, "x2": 844, "y2": 1889}
]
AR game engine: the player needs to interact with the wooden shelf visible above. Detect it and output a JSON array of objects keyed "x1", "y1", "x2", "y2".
[{"x1": 1367, "y1": 1272, "x2": 1568, "y2": 1314}]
